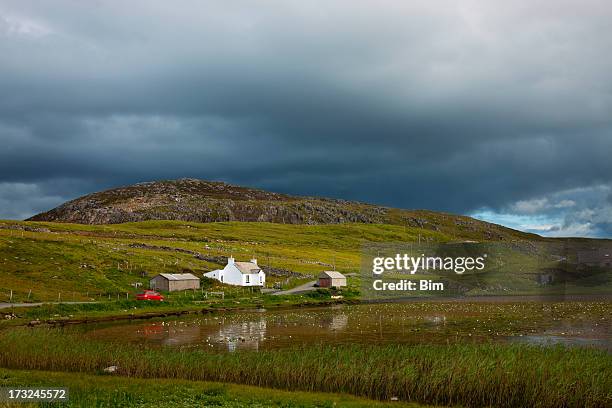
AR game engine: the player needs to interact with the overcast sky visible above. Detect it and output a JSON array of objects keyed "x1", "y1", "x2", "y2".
[{"x1": 1, "y1": 0, "x2": 611, "y2": 237}]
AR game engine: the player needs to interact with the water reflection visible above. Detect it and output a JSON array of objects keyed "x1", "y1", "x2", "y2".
[
  {"x1": 323, "y1": 314, "x2": 348, "y2": 331},
  {"x1": 508, "y1": 335, "x2": 609, "y2": 349},
  {"x1": 84, "y1": 303, "x2": 610, "y2": 352},
  {"x1": 217, "y1": 320, "x2": 266, "y2": 351},
  {"x1": 137, "y1": 322, "x2": 202, "y2": 347}
]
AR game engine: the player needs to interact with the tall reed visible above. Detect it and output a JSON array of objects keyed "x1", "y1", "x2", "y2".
[{"x1": 0, "y1": 328, "x2": 609, "y2": 408}]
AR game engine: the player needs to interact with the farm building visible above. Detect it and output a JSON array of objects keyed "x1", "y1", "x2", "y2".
[
  {"x1": 318, "y1": 271, "x2": 347, "y2": 288},
  {"x1": 204, "y1": 257, "x2": 265, "y2": 287},
  {"x1": 150, "y1": 273, "x2": 200, "y2": 292}
]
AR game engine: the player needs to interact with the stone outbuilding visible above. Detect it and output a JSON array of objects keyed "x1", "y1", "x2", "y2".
[
  {"x1": 150, "y1": 273, "x2": 201, "y2": 292},
  {"x1": 318, "y1": 271, "x2": 347, "y2": 288}
]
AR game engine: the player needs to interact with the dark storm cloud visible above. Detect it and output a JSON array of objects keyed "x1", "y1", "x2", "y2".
[{"x1": 1, "y1": 0, "x2": 611, "y2": 236}]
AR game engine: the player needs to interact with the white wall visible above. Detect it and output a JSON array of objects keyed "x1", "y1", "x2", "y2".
[
  {"x1": 242, "y1": 272, "x2": 265, "y2": 286},
  {"x1": 204, "y1": 260, "x2": 265, "y2": 287},
  {"x1": 203, "y1": 269, "x2": 222, "y2": 280},
  {"x1": 222, "y1": 264, "x2": 245, "y2": 286}
]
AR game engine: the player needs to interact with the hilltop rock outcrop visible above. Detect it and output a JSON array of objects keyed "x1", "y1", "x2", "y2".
[{"x1": 27, "y1": 178, "x2": 535, "y2": 241}]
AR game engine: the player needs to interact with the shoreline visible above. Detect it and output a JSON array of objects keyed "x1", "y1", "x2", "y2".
[
  {"x1": 3, "y1": 298, "x2": 360, "y2": 328},
  {"x1": 3, "y1": 293, "x2": 610, "y2": 329}
]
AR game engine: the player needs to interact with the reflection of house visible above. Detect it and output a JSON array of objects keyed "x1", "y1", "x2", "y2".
[
  {"x1": 577, "y1": 249, "x2": 612, "y2": 268},
  {"x1": 150, "y1": 273, "x2": 200, "y2": 292},
  {"x1": 533, "y1": 267, "x2": 565, "y2": 286},
  {"x1": 536, "y1": 272, "x2": 555, "y2": 285},
  {"x1": 424, "y1": 315, "x2": 447, "y2": 325},
  {"x1": 217, "y1": 320, "x2": 267, "y2": 352},
  {"x1": 318, "y1": 271, "x2": 347, "y2": 288},
  {"x1": 328, "y1": 314, "x2": 348, "y2": 331},
  {"x1": 204, "y1": 257, "x2": 265, "y2": 287}
]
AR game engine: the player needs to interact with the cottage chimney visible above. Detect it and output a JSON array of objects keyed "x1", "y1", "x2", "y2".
[
  {"x1": 228, "y1": 256, "x2": 235, "y2": 265},
  {"x1": 250, "y1": 258, "x2": 257, "y2": 265}
]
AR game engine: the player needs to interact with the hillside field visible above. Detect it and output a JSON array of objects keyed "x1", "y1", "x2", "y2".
[
  {"x1": 0, "y1": 219, "x2": 609, "y2": 303},
  {"x1": 0, "y1": 219, "x2": 446, "y2": 301}
]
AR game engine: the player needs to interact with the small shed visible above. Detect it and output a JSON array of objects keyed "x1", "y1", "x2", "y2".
[
  {"x1": 318, "y1": 271, "x2": 347, "y2": 288},
  {"x1": 150, "y1": 273, "x2": 200, "y2": 292}
]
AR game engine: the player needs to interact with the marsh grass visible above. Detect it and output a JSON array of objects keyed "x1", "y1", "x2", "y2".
[
  {"x1": 0, "y1": 329, "x2": 609, "y2": 407},
  {"x1": 0, "y1": 368, "x2": 421, "y2": 408}
]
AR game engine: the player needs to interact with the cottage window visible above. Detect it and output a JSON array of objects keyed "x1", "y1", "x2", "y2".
[{"x1": 246, "y1": 275, "x2": 250, "y2": 283}]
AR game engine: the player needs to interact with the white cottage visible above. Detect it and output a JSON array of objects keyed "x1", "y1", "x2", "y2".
[{"x1": 204, "y1": 257, "x2": 266, "y2": 287}]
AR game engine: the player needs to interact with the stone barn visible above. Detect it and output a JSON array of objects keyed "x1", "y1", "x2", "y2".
[
  {"x1": 150, "y1": 273, "x2": 200, "y2": 292},
  {"x1": 318, "y1": 271, "x2": 347, "y2": 288}
]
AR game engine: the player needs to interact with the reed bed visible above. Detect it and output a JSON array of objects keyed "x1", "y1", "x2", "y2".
[{"x1": 0, "y1": 328, "x2": 610, "y2": 408}]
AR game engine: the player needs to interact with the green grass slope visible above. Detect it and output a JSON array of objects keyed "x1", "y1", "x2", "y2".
[
  {"x1": 0, "y1": 219, "x2": 609, "y2": 302},
  {"x1": 0, "y1": 220, "x2": 445, "y2": 301}
]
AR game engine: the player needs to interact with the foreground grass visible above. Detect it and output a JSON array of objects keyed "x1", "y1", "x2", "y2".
[
  {"x1": 0, "y1": 329, "x2": 609, "y2": 408},
  {"x1": 0, "y1": 368, "x2": 426, "y2": 408}
]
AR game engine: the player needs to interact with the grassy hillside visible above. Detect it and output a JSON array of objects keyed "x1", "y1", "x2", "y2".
[
  {"x1": 0, "y1": 219, "x2": 443, "y2": 301},
  {"x1": 0, "y1": 219, "x2": 609, "y2": 302}
]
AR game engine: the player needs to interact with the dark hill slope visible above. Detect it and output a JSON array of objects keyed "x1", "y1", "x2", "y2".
[{"x1": 28, "y1": 178, "x2": 537, "y2": 241}]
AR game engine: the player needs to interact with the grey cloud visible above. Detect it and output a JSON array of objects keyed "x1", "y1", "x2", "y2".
[
  {"x1": 0, "y1": 0, "x2": 611, "y2": 236},
  {"x1": 0, "y1": 181, "x2": 75, "y2": 220},
  {"x1": 476, "y1": 185, "x2": 612, "y2": 238}
]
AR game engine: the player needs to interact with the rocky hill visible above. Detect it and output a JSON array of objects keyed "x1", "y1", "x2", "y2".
[{"x1": 27, "y1": 178, "x2": 537, "y2": 241}]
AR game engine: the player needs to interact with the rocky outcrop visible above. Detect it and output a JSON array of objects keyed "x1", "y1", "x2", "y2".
[
  {"x1": 27, "y1": 178, "x2": 535, "y2": 241},
  {"x1": 28, "y1": 178, "x2": 390, "y2": 225}
]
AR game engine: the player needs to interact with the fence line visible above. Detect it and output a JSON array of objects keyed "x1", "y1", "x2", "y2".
[{"x1": 2, "y1": 288, "x2": 240, "y2": 304}]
